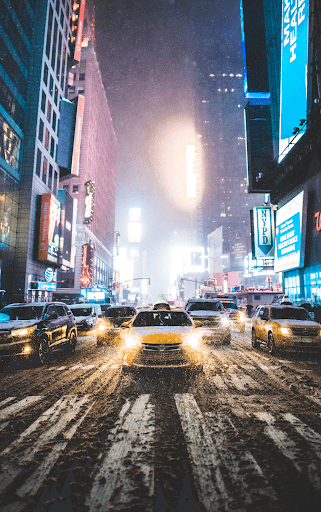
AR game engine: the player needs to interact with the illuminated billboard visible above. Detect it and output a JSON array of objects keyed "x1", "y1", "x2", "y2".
[
  {"x1": 80, "y1": 243, "x2": 94, "y2": 288},
  {"x1": 128, "y1": 222, "x2": 142, "y2": 243},
  {"x1": 71, "y1": 95, "x2": 85, "y2": 176},
  {"x1": 274, "y1": 191, "x2": 306, "y2": 273},
  {"x1": 279, "y1": 0, "x2": 309, "y2": 161},
  {"x1": 84, "y1": 180, "x2": 95, "y2": 224},
  {"x1": 38, "y1": 194, "x2": 61, "y2": 264},
  {"x1": 253, "y1": 206, "x2": 275, "y2": 258}
]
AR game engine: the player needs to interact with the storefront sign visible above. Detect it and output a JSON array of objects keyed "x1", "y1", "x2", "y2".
[{"x1": 31, "y1": 281, "x2": 57, "y2": 291}]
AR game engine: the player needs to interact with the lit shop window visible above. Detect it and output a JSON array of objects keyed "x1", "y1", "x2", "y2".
[{"x1": 0, "y1": 115, "x2": 21, "y2": 171}]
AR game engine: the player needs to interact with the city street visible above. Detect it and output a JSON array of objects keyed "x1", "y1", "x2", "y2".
[{"x1": 0, "y1": 328, "x2": 321, "y2": 512}]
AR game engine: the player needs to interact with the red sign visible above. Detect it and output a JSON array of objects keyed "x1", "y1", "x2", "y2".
[
  {"x1": 314, "y1": 211, "x2": 321, "y2": 231},
  {"x1": 80, "y1": 244, "x2": 94, "y2": 288},
  {"x1": 38, "y1": 194, "x2": 61, "y2": 264},
  {"x1": 74, "y1": 0, "x2": 86, "y2": 62},
  {"x1": 71, "y1": 95, "x2": 85, "y2": 176}
]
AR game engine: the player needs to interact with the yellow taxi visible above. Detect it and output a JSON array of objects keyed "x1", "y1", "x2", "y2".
[
  {"x1": 251, "y1": 304, "x2": 321, "y2": 354},
  {"x1": 120, "y1": 309, "x2": 203, "y2": 372}
]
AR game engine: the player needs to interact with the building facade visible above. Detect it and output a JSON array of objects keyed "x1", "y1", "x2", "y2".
[
  {"x1": 241, "y1": 0, "x2": 321, "y2": 305},
  {"x1": 56, "y1": 9, "x2": 117, "y2": 303}
]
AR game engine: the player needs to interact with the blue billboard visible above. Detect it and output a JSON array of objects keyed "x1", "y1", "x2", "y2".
[{"x1": 279, "y1": 0, "x2": 309, "y2": 161}]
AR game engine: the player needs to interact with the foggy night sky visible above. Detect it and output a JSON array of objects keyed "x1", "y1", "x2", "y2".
[{"x1": 94, "y1": 0, "x2": 243, "y2": 299}]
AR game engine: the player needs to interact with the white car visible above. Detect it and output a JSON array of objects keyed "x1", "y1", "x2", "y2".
[
  {"x1": 69, "y1": 303, "x2": 102, "y2": 333},
  {"x1": 185, "y1": 299, "x2": 231, "y2": 345}
]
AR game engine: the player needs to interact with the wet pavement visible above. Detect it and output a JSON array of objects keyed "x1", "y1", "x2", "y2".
[{"x1": 0, "y1": 329, "x2": 321, "y2": 512}]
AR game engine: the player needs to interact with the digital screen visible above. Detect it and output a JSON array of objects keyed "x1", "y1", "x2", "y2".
[
  {"x1": 279, "y1": 0, "x2": 309, "y2": 161},
  {"x1": 274, "y1": 191, "x2": 305, "y2": 272}
]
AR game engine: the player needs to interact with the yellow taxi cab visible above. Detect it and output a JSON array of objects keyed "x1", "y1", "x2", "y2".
[
  {"x1": 120, "y1": 309, "x2": 203, "y2": 372},
  {"x1": 251, "y1": 303, "x2": 321, "y2": 354}
]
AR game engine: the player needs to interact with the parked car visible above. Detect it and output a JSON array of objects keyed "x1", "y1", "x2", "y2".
[
  {"x1": 219, "y1": 299, "x2": 246, "y2": 332},
  {"x1": 120, "y1": 309, "x2": 203, "y2": 372},
  {"x1": 0, "y1": 302, "x2": 77, "y2": 365},
  {"x1": 251, "y1": 304, "x2": 321, "y2": 354},
  {"x1": 185, "y1": 299, "x2": 231, "y2": 344},
  {"x1": 69, "y1": 303, "x2": 102, "y2": 333},
  {"x1": 97, "y1": 306, "x2": 137, "y2": 345}
]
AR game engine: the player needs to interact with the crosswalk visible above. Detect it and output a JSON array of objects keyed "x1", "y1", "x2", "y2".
[{"x1": 0, "y1": 391, "x2": 320, "y2": 512}]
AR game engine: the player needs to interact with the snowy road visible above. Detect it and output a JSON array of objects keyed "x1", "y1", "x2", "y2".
[{"x1": 0, "y1": 330, "x2": 320, "y2": 512}]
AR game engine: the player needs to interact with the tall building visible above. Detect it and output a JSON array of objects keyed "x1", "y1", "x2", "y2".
[
  {"x1": 1, "y1": 0, "x2": 73, "y2": 303},
  {"x1": 56, "y1": 4, "x2": 117, "y2": 303},
  {"x1": 195, "y1": 67, "x2": 264, "y2": 284},
  {"x1": 241, "y1": 0, "x2": 321, "y2": 304}
]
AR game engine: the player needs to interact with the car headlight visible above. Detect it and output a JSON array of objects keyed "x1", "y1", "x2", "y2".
[
  {"x1": 280, "y1": 327, "x2": 290, "y2": 335},
  {"x1": 124, "y1": 336, "x2": 141, "y2": 348},
  {"x1": 98, "y1": 323, "x2": 107, "y2": 332},
  {"x1": 183, "y1": 334, "x2": 201, "y2": 348},
  {"x1": 11, "y1": 326, "x2": 37, "y2": 337},
  {"x1": 221, "y1": 316, "x2": 229, "y2": 327},
  {"x1": 239, "y1": 313, "x2": 245, "y2": 322},
  {"x1": 86, "y1": 318, "x2": 93, "y2": 325}
]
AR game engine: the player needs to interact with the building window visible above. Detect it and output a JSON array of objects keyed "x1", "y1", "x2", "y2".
[
  {"x1": 78, "y1": 86, "x2": 84, "y2": 94},
  {"x1": 49, "y1": 164, "x2": 53, "y2": 189},
  {"x1": 44, "y1": 129, "x2": 50, "y2": 152},
  {"x1": 41, "y1": 90, "x2": 46, "y2": 113},
  {"x1": 51, "y1": 19, "x2": 58, "y2": 70},
  {"x1": 0, "y1": 114, "x2": 21, "y2": 171},
  {"x1": 35, "y1": 148, "x2": 41, "y2": 176},
  {"x1": 46, "y1": 6, "x2": 53, "y2": 58},
  {"x1": 52, "y1": 111, "x2": 57, "y2": 132},
  {"x1": 50, "y1": 137, "x2": 55, "y2": 158},
  {"x1": 80, "y1": 60, "x2": 86, "y2": 68},
  {"x1": 38, "y1": 119, "x2": 44, "y2": 143},
  {"x1": 63, "y1": 184, "x2": 69, "y2": 191},
  {"x1": 72, "y1": 185, "x2": 78, "y2": 193},
  {"x1": 54, "y1": 85, "x2": 58, "y2": 105},
  {"x1": 42, "y1": 157, "x2": 48, "y2": 184},
  {"x1": 47, "y1": 100, "x2": 52, "y2": 122},
  {"x1": 43, "y1": 63, "x2": 49, "y2": 85},
  {"x1": 68, "y1": 86, "x2": 75, "y2": 94},
  {"x1": 79, "y1": 73, "x2": 85, "y2": 81},
  {"x1": 54, "y1": 170, "x2": 58, "y2": 194},
  {"x1": 49, "y1": 75, "x2": 54, "y2": 95}
]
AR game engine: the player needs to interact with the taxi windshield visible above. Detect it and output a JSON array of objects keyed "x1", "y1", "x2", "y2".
[
  {"x1": 221, "y1": 302, "x2": 237, "y2": 310},
  {"x1": 133, "y1": 311, "x2": 192, "y2": 327},
  {"x1": 271, "y1": 307, "x2": 311, "y2": 321},
  {"x1": 70, "y1": 308, "x2": 93, "y2": 317}
]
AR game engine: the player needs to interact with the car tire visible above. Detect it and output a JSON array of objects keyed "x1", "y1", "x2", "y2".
[
  {"x1": 37, "y1": 338, "x2": 49, "y2": 365},
  {"x1": 65, "y1": 331, "x2": 77, "y2": 354},
  {"x1": 267, "y1": 332, "x2": 276, "y2": 355},
  {"x1": 251, "y1": 329, "x2": 259, "y2": 349}
]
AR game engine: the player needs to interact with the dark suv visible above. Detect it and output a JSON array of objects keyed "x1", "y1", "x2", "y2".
[{"x1": 0, "y1": 302, "x2": 77, "y2": 365}]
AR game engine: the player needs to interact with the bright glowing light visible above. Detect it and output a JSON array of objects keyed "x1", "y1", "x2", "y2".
[
  {"x1": 125, "y1": 337, "x2": 140, "y2": 348},
  {"x1": 128, "y1": 208, "x2": 141, "y2": 222},
  {"x1": 280, "y1": 327, "x2": 290, "y2": 335},
  {"x1": 128, "y1": 222, "x2": 142, "y2": 243},
  {"x1": 186, "y1": 145, "x2": 197, "y2": 198},
  {"x1": 221, "y1": 316, "x2": 229, "y2": 326},
  {"x1": 98, "y1": 323, "x2": 106, "y2": 332}
]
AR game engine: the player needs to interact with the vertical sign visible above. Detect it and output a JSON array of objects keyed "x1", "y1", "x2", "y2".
[
  {"x1": 253, "y1": 206, "x2": 275, "y2": 258},
  {"x1": 71, "y1": 95, "x2": 85, "y2": 176},
  {"x1": 279, "y1": 0, "x2": 309, "y2": 161},
  {"x1": 38, "y1": 194, "x2": 61, "y2": 264},
  {"x1": 84, "y1": 180, "x2": 95, "y2": 223},
  {"x1": 80, "y1": 243, "x2": 94, "y2": 288},
  {"x1": 74, "y1": 0, "x2": 86, "y2": 62}
]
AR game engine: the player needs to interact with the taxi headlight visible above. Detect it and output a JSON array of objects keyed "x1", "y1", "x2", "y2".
[
  {"x1": 11, "y1": 326, "x2": 37, "y2": 337},
  {"x1": 221, "y1": 316, "x2": 229, "y2": 327},
  {"x1": 239, "y1": 313, "x2": 245, "y2": 322},
  {"x1": 98, "y1": 323, "x2": 107, "y2": 332},
  {"x1": 183, "y1": 336, "x2": 200, "y2": 348},
  {"x1": 125, "y1": 336, "x2": 141, "y2": 348},
  {"x1": 280, "y1": 327, "x2": 291, "y2": 335}
]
